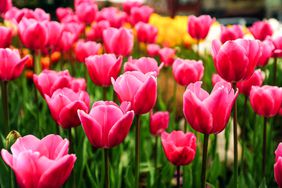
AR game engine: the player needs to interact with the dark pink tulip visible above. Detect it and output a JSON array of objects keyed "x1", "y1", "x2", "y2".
[
  {"x1": 212, "y1": 39, "x2": 262, "y2": 82},
  {"x1": 257, "y1": 39, "x2": 275, "y2": 66},
  {"x1": 147, "y1": 44, "x2": 160, "y2": 57},
  {"x1": 249, "y1": 85, "x2": 282, "y2": 117},
  {"x1": 85, "y1": 54, "x2": 122, "y2": 87},
  {"x1": 70, "y1": 77, "x2": 87, "y2": 92},
  {"x1": 86, "y1": 20, "x2": 110, "y2": 41},
  {"x1": 237, "y1": 69, "x2": 264, "y2": 96},
  {"x1": 0, "y1": 0, "x2": 12, "y2": 14},
  {"x1": 150, "y1": 111, "x2": 169, "y2": 136},
  {"x1": 97, "y1": 7, "x2": 127, "y2": 28},
  {"x1": 0, "y1": 26, "x2": 12, "y2": 48},
  {"x1": 24, "y1": 8, "x2": 50, "y2": 21},
  {"x1": 183, "y1": 81, "x2": 238, "y2": 134},
  {"x1": 272, "y1": 36, "x2": 282, "y2": 58},
  {"x1": 275, "y1": 143, "x2": 282, "y2": 188},
  {"x1": 0, "y1": 48, "x2": 28, "y2": 81},
  {"x1": 78, "y1": 101, "x2": 134, "y2": 148},
  {"x1": 135, "y1": 22, "x2": 158, "y2": 44},
  {"x1": 123, "y1": 1, "x2": 142, "y2": 14},
  {"x1": 112, "y1": 71, "x2": 157, "y2": 115},
  {"x1": 1, "y1": 134, "x2": 76, "y2": 188},
  {"x1": 55, "y1": 31, "x2": 76, "y2": 52},
  {"x1": 56, "y1": 7, "x2": 74, "y2": 22},
  {"x1": 220, "y1": 25, "x2": 243, "y2": 43},
  {"x1": 75, "y1": 2, "x2": 97, "y2": 24},
  {"x1": 45, "y1": 88, "x2": 90, "y2": 128},
  {"x1": 18, "y1": 18, "x2": 48, "y2": 50},
  {"x1": 159, "y1": 47, "x2": 176, "y2": 67},
  {"x1": 128, "y1": 5, "x2": 153, "y2": 26},
  {"x1": 187, "y1": 15, "x2": 214, "y2": 40},
  {"x1": 75, "y1": 40, "x2": 101, "y2": 62},
  {"x1": 161, "y1": 131, "x2": 196, "y2": 166},
  {"x1": 211, "y1": 73, "x2": 226, "y2": 86},
  {"x1": 124, "y1": 57, "x2": 163, "y2": 76},
  {"x1": 172, "y1": 58, "x2": 204, "y2": 86},
  {"x1": 47, "y1": 21, "x2": 63, "y2": 49},
  {"x1": 103, "y1": 27, "x2": 134, "y2": 56},
  {"x1": 74, "y1": 0, "x2": 95, "y2": 7},
  {"x1": 62, "y1": 21, "x2": 84, "y2": 41},
  {"x1": 3, "y1": 7, "x2": 23, "y2": 23},
  {"x1": 249, "y1": 21, "x2": 273, "y2": 41}
]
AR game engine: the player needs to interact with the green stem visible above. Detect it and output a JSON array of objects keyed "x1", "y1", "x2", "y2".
[
  {"x1": 241, "y1": 95, "x2": 248, "y2": 172},
  {"x1": 232, "y1": 82, "x2": 238, "y2": 188},
  {"x1": 177, "y1": 165, "x2": 181, "y2": 188},
  {"x1": 68, "y1": 128, "x2": 73, "y2": 153},
  {"x1": 273, "y1": 57, "x2": 277, "y2": 85},
  {"x1": 262, "y1": 117, "x2": 267, "y2": 178},
  {"x1": 1, "y1": 81, "x2": 9, "y2": 136},
  {"x1": 104, "y1": 149, "x2": 110, "y2": 188},
  {"x1": 135, "y1": 115, "x2": 141, "y2": 188},
  {"x1": 201, "y1": 134, "x2": 209, "y2": 188},
  {"x1": 154, "y1": 136, "x2": 158, "y2": 181},
  {"x1": 103, "y1": 87, "x2": 107, "y2": 101}
]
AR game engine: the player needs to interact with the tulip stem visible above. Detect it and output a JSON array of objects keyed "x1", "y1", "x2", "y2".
[
  {"x1": 103, "y1": 87, "x2": 107, "y2": 100},
  {"x1": 177, "y1": 165, "x2": 181, "y2": 188},
  {"x1": 241, "y1": 95, "x2": 248, "y2": 172},
  {"x1": 1, "y1": 81, "x2": 9, "y2": 136},
  {"x1": 273, "y1": 57, "x2": 277, "y2": 85},
  {"x1": 154, "y1": 136, "x2": 158, "y2": 180},
  {"x1": 135, "y1": 115, "x2": 141, "y2": 188},
  {"x1": 232, "y1": 82, "x2": 238, "y2": 188},
  {"x1": 104, "y1": 148, "x2": 110, "y2": 188},
  {"x1": 262, "y1": 117, "x2": 267, "y2": 178},
  {"x1": 201, "y1": 134, "x2": 209, "y2": 188}
]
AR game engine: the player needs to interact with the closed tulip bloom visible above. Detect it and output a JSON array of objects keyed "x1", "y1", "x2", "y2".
[
  {"x1": 147, "y1": 44, "x2": 160, "y2": 57},
  {"x1": 85, "y1": 54, "x2": 122, "y2": 87},
  {"x1": 97, "y1": 7, "x2": 127, "y2": 28},
  {"x1": 86, "y1": 20, "x2": 110, "y2": 41},
  {"x1": 23, "y1": 8, "x2": 50, "y2": 22},
  {"x1": 161, "y1": 131, "x2": 196, "y2": 166},
  {"x1": 70, "y1": 77, "x2": 87, "y2": 92},
  {"x1": 75, "y1": 40, "x2": 101, "y2": 62},
  {"x1": 0, "y1": 26, "x2": 12, "y2": 48},
  {"x1": 249, "y1": 21, "x2": 273, "y2": 41},
  {"x1": 78, "y1": 101, "x2": 134, "y2": 148},
  {"x1": 46, "y1": 21, "x2": 63, "y2": 49},
  {"x1": 257, "y1": 39, "x2": 275, "y2": 66},
  {"x1": 128, "y1": 5, "x2": 153, "y2": 26},
  {"x1": 272, "y1": 36, "x2": 282, "y2": 58},
  {"x1": 212, "y1": 39, "x2": 262, "y2": 82},
  {"x1": 0, "y1": 48, "x2": 28, "y2": 81},
  {"x1": 56, "y1": 7, "x2": 74, "y2": 22},
  {"x1": 112, "y1": 71, "x2": 157, "y2": 114},
  {"x1": 0, "y1": 0, "x2": 12, "y2": 14},
  {"x1": 55, "y1": 31, "x2": 76, "y2": 52},
  {"x1": 159, "y1": 47, "x2": 176, "y2": 67},
  {"x1": 18, "y1": 18, "x2": 48, "y2": 50},
  {"x1": 275, "y1": 143, "x2": 282, "y2": 188},
  {"x1": 172, "y1": 58, "x2": 204, "y2": 86},
  {"x1": 103, "y1": 27, "x2": 134, "y2": 56},
  {"x1": 150, "y1": 111, "x2": 169, "y2": 136},
  {"x1": 183, "y1": 81, "x2": 238, "y2": 134},
  {"x1": 220, "y1": 25, "x2": 243, "y2": 43},
  {"x1": 211, "y1": 73, "x2": 226, "y2": 86},
  {"x1": 45, "y1": 88, "x2": 90, "y2": 128},
  {"x1": 123, "y1": 1, "x2": 142, "y2": 14},
  {"x1": 249, "y1": 85, "x2": 282, "y2": 117},
  {"x1": 135, "y1": 22, "x2": 158, "y2": 44},
  {"x1": 237, "y1": 69, "x2": 264, "y2": 96},
  {"x1": 75, "y1": 2, "x2": 97, "y2": 24},
  {"x1": 187, "y1": 15, "x2": 214, "y2": 40},
  {"x1": 124, "y1": 57, "x2": 163, "y2": 76},
  {"x1": 1, "y1": 134, "x2": 76, "y2": 188}
]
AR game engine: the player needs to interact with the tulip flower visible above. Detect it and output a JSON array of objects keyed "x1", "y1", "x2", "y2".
[
  {"x1": 150, "y1": 111, "x2": 169, "y2": 136},
  {"x1": 272, "y1": 36, "x2": 282, "y2": 58},
  {"x1": 158, "y1": 47, "x2": 176, "y2": 67},
  {"x1": 56, "y1": 7, "x2": 74, "y2": 22},
  {"x1": 0, "y1": 26, "x2": 12, "y2": 48},
  {"x1": 45, "y1": 88, "x2": 90, "y2": 128},
  {"x1": 220, "y1": 25, "x2": 243, "y2": 43},
  {"x1": 1, "y1": 134, "x2": 76, "y2": 188},
  {"x1": 75, "y1": 40, "x2": 101, "y2": 63},
  {"x1": 54, "y1": 31, "x2": 76, "y2": 52},
  {"x1": 211, "y1": 73, "x2": 226, "y2": 86},
  {"x1": 147, "y1": 44, "x2": 160, "y2": 57},
  {"x1": 75, "y1": 2, "x2": 97, "y2": 24},
  {"x1": 124, "y1": 57, "x2": 163, "y2": 76},
  {"x1": 275, "y1": 143, "x2": 282, "y2": 188},
  {"x1": 128, "y1": 5, "x2": 154, "y2": 26},
  {"x1": 249, "y1": 21, "x2": 273, "y2": 41},
  {"x1": 85, "y1": 54, "x2": 122, "y2": 87},
  {"x1": 237, "y1": 69, "x2": 264, "y2": 96},
  {"x1": 123, "y1": 1, "x2": 142, "y2": 15},
  {"x1": 212, "y1": 39, "x2": 262, "y2": 82},
  {"x1": 187, "y1": 15, "x2": 214, "y2": 40},
  {"x1": 135, "y1": 22, "x2": 158, "y2": 44},
  {"x1": 172, "y1": 58, "x2": 204, "y2": 86},
  {"x1": 97, "y1": 7, "x2": 127, "y2": 28},
  {"x1": 46, "y1": 21, "x2": 63, "y2": 50},
  {"x1": 257, "y1": 39, "x2": 275, "y2": 67},
  {"x1": 0, "y1": 0, "x2": 12, "y2": 14},
  {"x1": 24, "y1": 8, "x2": 50, "y2": 21},
  {"x1": 86, "y1": 20, "x2": 110, "y2": 41}
]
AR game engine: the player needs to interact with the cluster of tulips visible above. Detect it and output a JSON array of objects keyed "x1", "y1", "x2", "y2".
[{"x1": 0, "y1": 0, "x2": 282, "y2": 187}]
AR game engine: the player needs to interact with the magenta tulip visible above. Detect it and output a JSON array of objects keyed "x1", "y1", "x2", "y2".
[
  {"x1": 187, "y1": 15, "x2": 214, "y2": 40},
  {"x1": 211, "y1": 73, "x2": 226, "y2": 86},
  {"x1": 237, "y1": 69, "x2": 264, "y2": 96},
  {"x1": 97, "y1": 7, "x2": 127, "y2": 28},
  {"x1": 183, "y1": 81, "x2": 238, "y2": 134},
  {"x1": 272, "y1": 36, "x2": 282, "y2": 58},
  {"x1": 1, "y1": 134, "x2": 76, "y2": 188},
  {"x1": 161, "y1": 131, "x2": 196, "y2": 166},
  {"x1": 124, "y1": 57, "x2": 162, "y2": 76},
  {"x1": 257, "y1": 39, "x2": 275, "y2": 66},
  {"x1": 147, "y1": 44, "x2": 160, "y2": 57},
  {"x1": 220, "y1": 25, "x2": 243, "y2": 43},
  {"x1": 249, "y1": 85, "x2": 282, "y2": 117},
  {"x1": 172, "y1": 58, "x2": 204, "y2": 86},
  {"x1": 86, "y1": 20, "x2": 110, "y2": 41},
  {"x1": 0, "y1": 0, "x2": 12, "y2": 14},
  {"x1": 135, "y1": 22, "x2": 158, "y2": 44},
  {"x1": 75, "y1": 2, "x2": 97, "y2": 24},
  {"x1": 249, "y1": 21, "x2": 273, "y2": 41},
  {"x1": 46, "y1": 21, "x2": 63, "y2": 49},
  {"x1": 54, "y1": 31, "x2": 76, "y2": 52},
  {"x1": 159, "y1": 47, "x2": 176, "y2": 67},
  {"x1": 150, "y1": 111, "x2": 169, "y2": 136},
  {"x1": 75, "y1": 40, "x2": 101, "y2": 62},
  {"x1": 78, "y1": 101, "x2": 134, "y2": 148},
  {"x1": 0, "y1": 26, "x2": 12, "y2": 48},
  {"x1": 112, "y1": 71, "x2": 157, "y2": 115},
  {"x1": 123, "y1": 1, "x2": 142, "y2": 15},
  {"x1": 56, "y1": 7, "x2": 74, "y2": 22},
  {"x1": 128, "y1": 5, "x2": 153, "y2": 26},
  {"x1": 85, "y1": 54, "x2": 122, "y2": 87},
  {"x1": 275, "y1": 143, "x2": 282, "y2": 188}
]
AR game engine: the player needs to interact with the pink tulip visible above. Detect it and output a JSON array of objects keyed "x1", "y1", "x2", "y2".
[
  {"x1": 112, "y1": 71, "x2": 157, "y2": 115},
  {"x1": 135, "y1": 22, "x2": 158, "y2": 44},
  {"x1": 3, "y1": 7, "x2": 23, "y2": 23},
  {"x1": 212, "y1": 39, "x2": 262, "y2": 82},
  {"x1": 62, "y1": 21, "x2": 84, "y2": 41},
  {"x1": 0, "y1": 0, "x2": 12, "y2": 14},
  {"x1": 237, "y1": 69, "x2": 264, "y2": 96},
  {"x1": 0, "y1": 26, "x2": 12, "y2": 48},
  {"x1": 85, "y1": 54, "x2": 122, "y2": 87},
  {"x1": 24, "y1": 8, "x2": 50, "y2": 21},
  {"x1": 128, "y1": 5, "x2": 153, "y2": 26},
  {"x1": 45, "y1": 88, "x2": 90, "y2": 128},
  {"x1": 211, "y1": 73, "x2": 226, "y2": 86},
  {"x1": 54, "y1": 31, "x2": 76, "y2": 52},
  {"x1": 147, "y1": 44, "x2": 160, "y2": 57},
  {"x1": 97, "y1": 7, "x2": 127, "y2": 28},
  {"x1": 75, "y1": 40, "x2": 101, "y2": 62},
  {"x1": 56, "y1": 7, "x2": 74, "y2": 22},
  {"x1": 183, "y1": 81, "x2": 238, "y2": 134},
  {"x1": 172, "y1": 58, "x2": 204, "y2": 86},
  {"x1": 161, "y1": 131, "x2": 196, "y2": 166},
  {"x1": 0, "y1": 48, "x2": 28, "y2": 81},
  {"x1": 275, "y1": 143, "x2": 282, "y2": 188},
  {"x1": 75, "y1": 2, "x2": 97, "y2": 24},
  {"x1": 70, "y1": 77, "x2": 87, "y2": 92},
  {"x1": 1, "y1": 134, "x2": 76, "y2": 188},
  {"x1": 249, "y1": 21, "x2": 273, "y2": 41},
  {"x1": 46, "y1": 21, "x2": 63, "y2": 49},
  {"x1": 123, "y1": 1, "x2": 142, "y2": 14},
  {"x1": 220, "y1": 25, "x2": 243, "y2": 43},
  {"x1": 257, "y1": 39, "x2": 275, "y2": 66},
  {"x1": 150, "y1": 111, "x2": 169, "y2": 136},
  {"x1": 124, "y1": 57, "x2": 163, "y2": 76},
  {"x1": 187, "y1": 15, "x2": 214, "y2": 40},
  {"x1": 78, "y1": 101, "x2": 134, "y2": 148},
  {"x1": 103, "y1": 27, "x2": 134, "y2": 56},
  {"x1": 86, "y1": 20, "x2": 110, "y2": 41},
  {"x1": 159, "y1": 47, "x2": 176, "y2": 67},
  {"x1": 249, "y1": 85, "x2": 282, "y2": 117},
  {"x1": 272, "y1": 36, "x2": 282, "y2": 58}
]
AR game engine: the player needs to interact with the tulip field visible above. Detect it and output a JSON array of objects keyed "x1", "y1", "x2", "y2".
[{"x1": 1, "y1": 0, "x2": 282, "y2": 188}]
